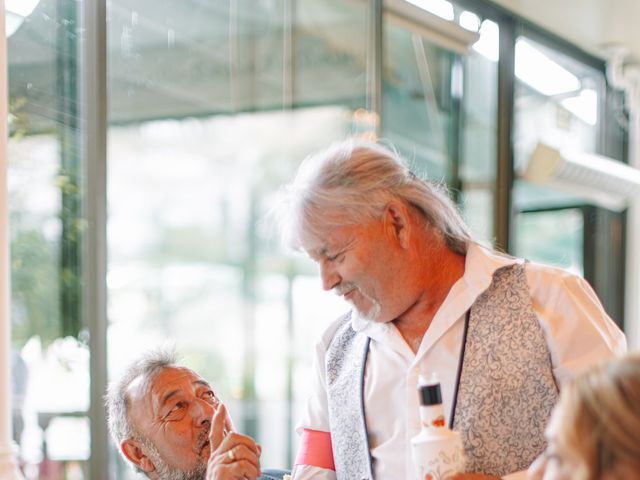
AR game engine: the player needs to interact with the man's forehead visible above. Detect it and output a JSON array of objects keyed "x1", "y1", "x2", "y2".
[
  {"x1": 297, "y1": 209, "x2": 359, "y2": 250},
  {"x1": 303, "y1": 224, "x2": 360, "y2": 257},
  {"x1": 128, "y1": 366, "x2": 208, "y2": 402},
  {"x1": 153, "y1": 367, "x2": 209, "y2": 392}
]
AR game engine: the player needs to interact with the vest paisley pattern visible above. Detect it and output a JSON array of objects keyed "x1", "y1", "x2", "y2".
[
  {"x1": 326, "y1": 312, "x2": 373, "y2": 480},
  {"x1": 452, "y1": 264, "x2": 558, "y2": 476},
  {"x1": 325, "y1": 263, "x2": 558, "y2": 478}
]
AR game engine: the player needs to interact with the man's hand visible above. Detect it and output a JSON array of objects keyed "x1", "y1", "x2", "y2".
[
  {"x1": 206, "y1": 404, "x2": 262, "y2": 480},
  {"x1": 452, "y1": 474, "x2": 501, "y2": 479}
]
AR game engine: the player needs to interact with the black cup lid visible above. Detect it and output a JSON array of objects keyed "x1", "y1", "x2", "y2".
[{"x1": 418, "y1": 383, "x2": 442, "y2": 406}]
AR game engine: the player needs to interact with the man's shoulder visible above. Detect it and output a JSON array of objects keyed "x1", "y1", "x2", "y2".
[{"x1": 522, "y1": 259, "x2": 588, "y2": 294}]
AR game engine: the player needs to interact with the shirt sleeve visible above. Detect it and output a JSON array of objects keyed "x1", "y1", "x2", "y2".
[
  {"x1": 291, "y1": 465, "x2": 336, "y2": 480},
  {"x1": 295, "y1": 322, "x2": 335, "y2": 435},
  {"x1": 292, "y1": 319, "x2": 343, "y2": 480},
  {"x1": 525, "y1": 262, "x2": 627, "y2": 387}
]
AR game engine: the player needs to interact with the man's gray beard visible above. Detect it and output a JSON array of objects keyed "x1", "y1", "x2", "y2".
[
  {"x1": 140, "y1": 437, "x2": 207, "y2": 480},
  {"x1": 358, "y1": 298, "x2": 382, "y2": 322},
  {"x1": 335, "y1": 283, "x2": 383, "y2": 323},
  {"x1": 351, "y1": 289, "x2": 383, "y2": 323}
]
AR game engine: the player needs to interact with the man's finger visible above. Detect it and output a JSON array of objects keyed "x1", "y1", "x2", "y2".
[
  {"x1": 206, "y1": 459, "x2": 260, "y2": 480},
  {"x1": 222, "y1": 444, "x2": 261, "y2": 470},
  {"x1": 226, "y1": 459, "x2": 260, "y2": 480},
  {"x1": 216, "y1": 432, "x2": 261, "y2": 455},
  {"x1": 225, "y1": 411, "x2": 235, "y2": 434},
  {"x1": 209, "y1": 403, "x2": 227, "y2": 449}
]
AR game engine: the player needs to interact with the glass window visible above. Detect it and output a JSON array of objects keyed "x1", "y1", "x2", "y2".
[
  {"x1": 513, "y1": 35, "x2": 605, "y2": 214},
  {"x1": 514, "y1": 208, "x2": 584, "y2": 274},
  {"x1": 382, "y1": 20, "x2": 456, "y2": 181},
  {"x1": 512, "y1": 34, "x2": 613, "y2": 280},
  {"x1": 382, "y1": 5, "x2": 497, "y2": 243},
  {"x1": 458, "y1": 15, "x2": 499, "y2": 244},
  {"x1": 8, "y1": 0, "x2": 90, "y2": 478},
  {"x1": 106, "y1": 1, "x2": 367, "y2": 475}
]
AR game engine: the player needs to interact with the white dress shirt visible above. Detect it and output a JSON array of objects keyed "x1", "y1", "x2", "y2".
[{"x1": 292, "y1": 243, "x2": 626, "y2": 480}]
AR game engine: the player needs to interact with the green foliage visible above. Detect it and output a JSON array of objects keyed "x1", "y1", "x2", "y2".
[
  {"x1": 8, "y1": 96, "x2": 31, "y2": 139},
  {"x1": 10, "y1": 229, "x2": 61, "y2": 346}
]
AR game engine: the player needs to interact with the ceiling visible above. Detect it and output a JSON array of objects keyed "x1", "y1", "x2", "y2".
[{"x1": 491, "y1": 0, "x2": 640, "y2": 63}]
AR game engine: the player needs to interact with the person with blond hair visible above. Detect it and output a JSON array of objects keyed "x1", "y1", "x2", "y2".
[{"x1": 529, "y1": 354, "x2": 640, "y2": 480}]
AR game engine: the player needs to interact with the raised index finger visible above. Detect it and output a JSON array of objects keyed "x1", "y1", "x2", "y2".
[{"x1": 209, "y1": 402, "x2": 227, "y2": 449}]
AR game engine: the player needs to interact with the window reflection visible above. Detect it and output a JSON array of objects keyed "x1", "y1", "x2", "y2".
[
  {"x1": 106, "y1": 2, "x2": 368, "y2": 473},
  {"x1": 107, "y1": 108, "x2": 359, "y2": 474},
  {"x1": 8, "y1": 0, "x2": 89, "y2": 476},
  {"x1": 512, "y1": 34, "x2": 613, "y2": 290},
  {"x1": 515, "y1": 208, "x2": 584, "y2": 275}
]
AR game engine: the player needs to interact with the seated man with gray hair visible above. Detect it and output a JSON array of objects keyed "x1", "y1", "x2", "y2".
[{"x1": 106, "y1": 349, "x2": 288, "y2": 480}]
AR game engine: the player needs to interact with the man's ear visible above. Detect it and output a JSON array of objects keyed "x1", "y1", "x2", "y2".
[
  {"x1": 383, "y1": 200, "x2": 411, "y2": 248},
  {"x1": 121, "y1": 438, "x2": 156, "y2": 474}
]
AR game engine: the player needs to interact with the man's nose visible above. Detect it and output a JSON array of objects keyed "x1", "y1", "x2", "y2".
[
  {"x1": 319, "y1": 261, "x2": 340, "y2": 291},
  {"x1": 193, "y1": 398, "x2": 215, "y2": 427}
]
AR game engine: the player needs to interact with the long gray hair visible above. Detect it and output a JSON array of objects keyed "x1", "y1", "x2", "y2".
[{"x1": 280, "y1": 138, "x2": 473, "y2": 255}]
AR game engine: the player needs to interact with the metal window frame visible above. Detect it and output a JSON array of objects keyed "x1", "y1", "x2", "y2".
[
  {"x1": 81, "y1": 0, "x2": 109, "y2": 478},
  {"x1": 367, "y1": 0, "x2": 383, "y2": 122}
]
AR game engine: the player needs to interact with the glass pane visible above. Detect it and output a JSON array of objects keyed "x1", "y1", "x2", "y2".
[
  {"x1": 511, "y1": 35, "x2": 625, "y2": 328},
  {"x1": 458, "y1": 15, "x2": 499, "y2": 245},
  {"x1": 513, "y1": 35, "x2": 605, "y2": 213},
  {"x1": 382, "y1": 6, "x2": 497, "y2": 245},
  {"x1": 294, "y1": 0, "x2": 367, "y2": 109},
  {"x1": 8, "y1": 0, "x2": 90, "y2": 478},
  {"x1": 106, "y1": 0, "x2": 367, "y2": 476},
  {"x1": 514, "y1": 209, "x2": 584, "y2": 275},
  {"x1": 512, "y1": 35, "x2": 607, "y2": 280},
  {"x1": 382, "y1": 21, "x2": 455, "y2": 181}
]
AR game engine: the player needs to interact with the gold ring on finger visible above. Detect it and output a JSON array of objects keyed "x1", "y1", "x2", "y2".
[{"x1": 227, "y1": 449, "x2": 236, "y2": 461}]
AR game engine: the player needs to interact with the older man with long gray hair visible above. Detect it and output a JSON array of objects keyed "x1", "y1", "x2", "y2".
[{"x1": 280, "y1": 139, "x2": 625, "y2": 480}]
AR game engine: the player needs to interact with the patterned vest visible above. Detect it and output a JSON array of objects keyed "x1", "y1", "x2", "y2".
[{"x1": 325, "y1": 263, "x2": 559, "y2": 479}]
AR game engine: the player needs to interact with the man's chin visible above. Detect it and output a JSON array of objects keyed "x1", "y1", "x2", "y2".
[
  {"x1": 354, "y1": 304, "x2": 384, "y2": 323},
  {"x1": 179, "y1": 461, "x2": 207, "y2": 480},
  {"x1": 141, "y1": 436, "x2": 207, "y2": 480},
  {"x1": 347, "y1": 291, "x2": 382, "y2": 322},
  {"x1": 153, "y1": 459, "x2": 207, "y2": 480}
]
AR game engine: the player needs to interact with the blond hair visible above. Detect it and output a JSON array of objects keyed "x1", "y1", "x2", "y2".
[{"x1": 554, "y1": 354, "x2": 640, "y2": 480}]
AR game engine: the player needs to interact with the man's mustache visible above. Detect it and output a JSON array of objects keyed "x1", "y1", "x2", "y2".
[
  {"x1": 197, "y1": 429, "x2": 210, "y2": 452},
  {"x1": 334, "y1": 282, "x2": 357, "y2": 296}
]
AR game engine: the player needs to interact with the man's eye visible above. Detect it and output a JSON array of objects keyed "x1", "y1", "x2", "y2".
[
  {"x1": 165, "y1": 401, "x2": 186, "y2": 418},
  {"x1": 202, "y1": 390, "x2": 220, "y2": 405},
  {"x1": 327, "y1": 252, "x2": 343, "y2": 262}
]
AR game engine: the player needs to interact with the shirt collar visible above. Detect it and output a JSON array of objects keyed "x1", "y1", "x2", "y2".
[
  {"x1": 351, "y1": 309, "x2": 390, "y2": 337},
  {"x1": 462, "y1": 242, "x2": 520, "y2": 294}
]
